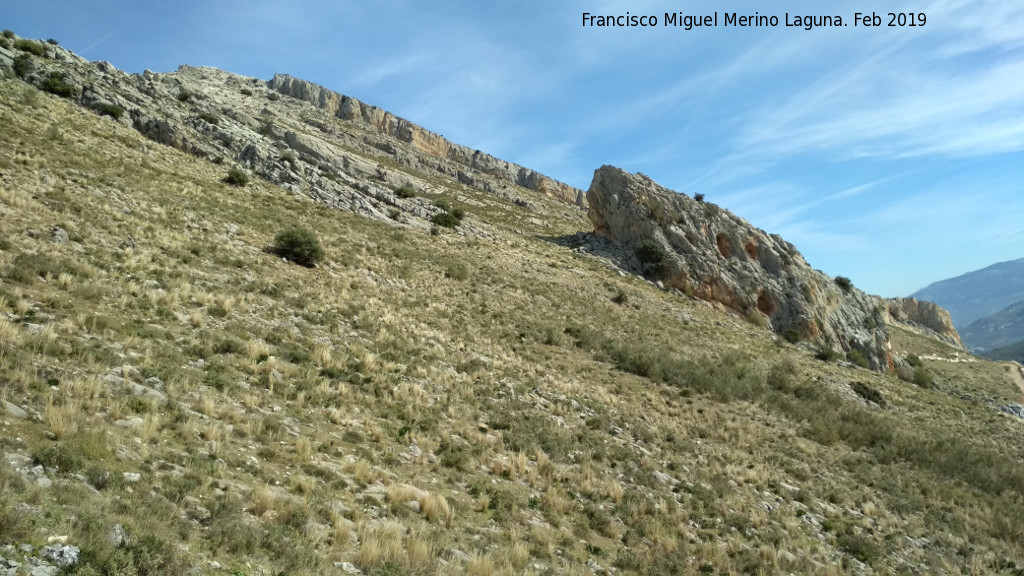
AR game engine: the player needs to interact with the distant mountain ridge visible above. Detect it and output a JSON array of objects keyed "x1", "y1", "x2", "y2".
[
  {"x1": 911, "y1": 258, "x2": 1024, "y2": 328},
  {"x1": 963, "y1": 299, "x2": 1024, "y2": 352}
]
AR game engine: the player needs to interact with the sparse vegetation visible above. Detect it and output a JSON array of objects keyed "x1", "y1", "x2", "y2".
[
  {"x1": 0, "y1": 55, "x2": 1020, "y2": 576},
  {"x1": 176, "y1": 90, "x2": 193, "y2": 102},
  {"x1": 14, "y1": 39, "x2": 46, "y2": 56},
  {"x1": 835, "y1": 275, "x2": 853, "y2": 292}
]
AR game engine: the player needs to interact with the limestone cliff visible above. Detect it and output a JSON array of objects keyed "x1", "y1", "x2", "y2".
[
  {"x1": 587, "y1": 166, "x2": 893, "y2": 371},
  {"x1": 268, "y1": 75, "x2": 584, "y2": 206},
  {"x1": 886, "y1": 298, "x2": 964, "y2": 349}
]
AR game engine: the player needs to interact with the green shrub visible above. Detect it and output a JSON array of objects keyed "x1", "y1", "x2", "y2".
[
  {"x1": 267, "y1": 92, "x2": 280, "y2": 101},
  {"x1": 835, "y1": 276, "x2": 853, "y2": 292},
  {"x1": 12, "y1": 54, "x2": 33, "y2": 78},
  {"x1": 814, "y1": 339, "x2": 839, "y2": 362},
  {"x1": 197, "y1": 112, "x2": 220, "y2": 125},
  {"x1": 46, "y1": 38, "x2": 59, "y2": 45},
  {"x1": 694, "y1": 193, "x2": 705, "y2": 203},
  {"x1": 240, "y1": 88, "x2": 253, "y2": 96},
  {"x1": 272, "y1": 226, "x2": 325, "y2": 267},
  {"x1": 847, "y1": 350, "x2": 870, "y2": 369},
  {"x1": 850, "y1": 381, "x2": 885, "y2": 407},
  {"x1": 95, "y1": 102, "x2": 124, "y2": 119},
  {"x1": 32, "y1": 442, "x2": 84, "y2": 473},
  {"x1": 905, "y1": 353, "x2": 923, "y2": 367},
  {"x1": 431, "y1": 212, "x2": 460, "y2": 228},
  {"x1": 223, "y1": 167, "x2": 249, "y2": 187},
  {"x1": 912, "y1": 367, "x2": 934, "y2": 388},
  {"x1": 394, "y1": 185, "x2": 416, "y2": 198},
  {"x1": 634, "y1": 240, "x2": 671, "y2": 279},
  {"x1": 2, "y1": 30, "x2": 14, "y2": 39},
  {"x1": 14, "y1": 39, "x2": 45, "y2": 56},
  {"x1": 176, "y1": 90, "x2": 192, "y2": 102},
  {"x1": 782, "y1": 328, "x2": 801, "y2": 343},
  {"x1": 40, "y1": 72, "x2": 75, "y2": 98},
  {"x1": 611, "y1": 290, "x2": 628, "y2": 305}
]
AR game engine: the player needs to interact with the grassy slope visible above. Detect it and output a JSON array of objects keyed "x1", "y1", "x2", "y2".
[{"x1": 1, "y1": 79, "x2": 1024, "y2": 575}]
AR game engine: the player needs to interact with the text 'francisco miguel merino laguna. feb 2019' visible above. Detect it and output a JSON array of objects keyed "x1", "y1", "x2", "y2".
[{"x1": 581, "y1": 11, "x2": 927, "y2": 30}]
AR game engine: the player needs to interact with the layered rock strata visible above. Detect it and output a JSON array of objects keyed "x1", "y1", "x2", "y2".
[{"x1": 587, "y1": 165, "x2": 893, "y2": 371}]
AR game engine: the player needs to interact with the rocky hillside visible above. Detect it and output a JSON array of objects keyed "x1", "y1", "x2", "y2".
[
  {"x1": 885, "y1": 297, "x2": 964, "y2": 349},
  {"x1": 2, "y1": 31, "x2": 1022, "y2": 576},
  {"x1": 585, "y1": 166, "x2": 893, "y2": 371},
  {"x1": 0, "y1": 36, "x2": 583, "y2": 235}
]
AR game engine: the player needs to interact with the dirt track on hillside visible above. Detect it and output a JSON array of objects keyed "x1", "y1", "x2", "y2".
[{"x1": 1007, "y1": 362, "x2": 1024, "y2": 398}]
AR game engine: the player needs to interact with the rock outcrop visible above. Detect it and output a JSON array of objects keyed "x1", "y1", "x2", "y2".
[
  {"x1": 268, "y1": 74, "x2": 584, "y2": 207},
  {"x1": 587, "y1": 166, "x2": 893, "y2": 371},
  {"x1": 0, "y1": 36, "x2": 582, "y2": 237},
  {"x1": 886, "y1": 297, "x2": 964, "y2": 349}
]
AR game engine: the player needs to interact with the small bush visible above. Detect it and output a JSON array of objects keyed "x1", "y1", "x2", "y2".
[
  {"x1": 431, "y1": 212, "x2": 460, "y2": 229},
  {"x1": 782, "y1": 328, "x2": 801, "y2": 344},
  {"x1": 815, "y1": 338, "x2": 839, "y2": 361},
  {"x1": 223, "y1": 167, "x2": 249, "y2": 187},
  {"x1": 12, "y1": 54, "x2": 33, "y2": 78},
  {"x1": 32, "y1": 442, "x2": 84, "y2": 473},
  {"x1": 176, "y1": 90, "x2": 192, "y2": 102},
  {"x1": 611, "y1": 290, "x2": 628, "y2": 305},
  {"x1": 280, "y1": 151, "x2": 296, "y2": 166},
  {"x1": 14, "y1": 39, "x2": 45, "y2": 56},
  {"x1": 267, "y1": 92, "x2": 280, "y2": 101},
  {"x1": 912, "y1": 367, "x2": 934, "y2": 388},
  {"x1": 394, "y1": 185, "x2": 416, "y2": 199},
  {"x1": 634, "y1": 240, "x2": 671, "y2": 279},
  {"x1": 240, "y1": 88, "x2": 253, "y2": 96},
  {"x1": 847, "y1": 350, "x2": 870, "y2": 369},
  {"x1": 905, "y1": 353, "x2": 923, "y2": 368},
  {"x1": 2, "y1": 30, "x2": 14, "y2": 39},
  {"x1": 46, "y1": 38, "x2": 59, "y2": 45},
  {"x1": 96, "y1": 103, "x2": 124, "y2": 119},
  {"x1": 197, "y1": 112, "x2": 220, "y2": 125},
  {"x1": 272, "y1": 226, "x2": 325, "y2": 267},
  {"x1": 40, "y1": 72, "x2": 75, "y2": 98},
  {"x1": 850, "y1": 381, "x2": 885, "y2": 407},
  {"x1": 694, "y1": 193, "x2": 705, "y2": 203},
  {"x1": 835, "y1": 276, "x2": 853, "y2": 292}
]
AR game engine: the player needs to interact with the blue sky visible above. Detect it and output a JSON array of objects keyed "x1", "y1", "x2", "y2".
[{"x1": 4, "y1": 0, "x2": 1023, "y2": 297}]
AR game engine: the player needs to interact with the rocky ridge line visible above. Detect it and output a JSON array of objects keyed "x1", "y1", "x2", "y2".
[{"x1": 269, "y1": 74, "x2": 584, "y2": 207}]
